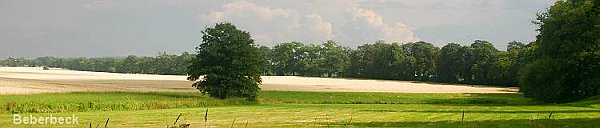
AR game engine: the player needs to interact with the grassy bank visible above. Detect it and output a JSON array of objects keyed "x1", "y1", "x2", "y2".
[{"x1": 0, "y1": 91, "x2": 599, "y2": 127}]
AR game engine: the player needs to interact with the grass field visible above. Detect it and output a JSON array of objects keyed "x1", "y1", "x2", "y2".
[{"x1": 0, "y1": 91, "x2": 599, "y2": 127}]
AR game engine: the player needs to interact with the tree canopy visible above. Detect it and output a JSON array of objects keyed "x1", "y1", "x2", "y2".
[
  {"x1": 187, "y1": 23, "x2": 263, "y2": 100},
  {"x1": 519, "y1": 0, "x2": 600, "y2": 102}
]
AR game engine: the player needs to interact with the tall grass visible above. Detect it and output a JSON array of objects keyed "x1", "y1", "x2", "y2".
[
  {"x1": 0, "y1": 92, "x2": 255, "y2": 113},
  {"x1": 0, "y1": 91, "x2": 550, "y2": 113}
]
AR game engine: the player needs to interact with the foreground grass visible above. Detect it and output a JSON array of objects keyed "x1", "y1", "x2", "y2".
[
  {"x1": 0, "y1": 104, "x2": 599, "y2": 127},
  {"x1": 0, "y1": 91, "x2": 599, "y2": 127}
]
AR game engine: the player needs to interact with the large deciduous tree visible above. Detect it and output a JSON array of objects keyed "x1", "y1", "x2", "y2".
[
  {"x1": 187, "y1": 23, "x2": 262, "y2": 100},
  {"x1": 519, "y1": 0, "x2": 600, "y2": 102}
]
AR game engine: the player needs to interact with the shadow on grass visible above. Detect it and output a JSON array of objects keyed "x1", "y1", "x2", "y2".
[
  {"x1": 337, "y1": 118, "x2": 600, "y2": 128},
  {"x1": 421, "y1": 94, "x2": 546, "y2": 106},
  {"x1": 566, "y1": 95, "x2": 600, "y2": 108},
  {"x1": 360, "y1": 110, "x2": 600, "y2": 114},
  {"x1": 260, "y1": 91, "x2": 544, "y2": 106}
]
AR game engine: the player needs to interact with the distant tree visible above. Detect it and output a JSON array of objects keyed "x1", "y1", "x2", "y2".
[
  {"x1": 300, "y1": 44, "x2": 324, "y2": 76},
  {"x1": 497, "y1": 41, "x2": 530, "y2": 86},
  {"x1": 468, "y1": 40, "x2": 500, "y2": 84},
  {"x1": 345, "y1": 48, "x2": 364, "y2": 78},
  {"x1": 33, "y1": 56, "x2": 58, "y2": 67},
  {"x1": 257, "y1": 46, "x2": 274, "y2": 76},
  {"x1": 175, "y1": 52, "x2": 194, "y2": 75},
  {"x1": 436, "y1": 43, "x2": 463, "y2": 83},
  {"x1": 507, "y1": 41, "x2": 526, "y2": 51},
  {"x1": 455, "y1": 46, "x2": 473, "y2": 83},
  {"x1": 117, "y1": 55, "x2": 139, "y2": 73},
  {"x1": 402, "y1": 41, "x2": 439, "y2": 80},
  {"x1": 271, "y1": 42, "x2": 305, "y2": 76},
  {"x1": 347, "y1": 41, "x2": 404, "y2": 80},
  {"x1": 3, "y1": 57, "x2": 19, "y2": 67},
  {"x1": 319, "y1": 40, "x2": 350, "y2": 77},
  {"x1": 519, "y1": 0, "x2": 600, "y2": 102},
  {"x1": 156, "y1": 52, "x2": 178, "y2": 74},
  {"x1": 187, "y1": 23, "x2": 262, "y2": 100},
  {"x1": 489, "y1": 51, "x2": 512, "y2": 85},
  {"x1": 7, "y1": 57, "x2": 32, "y2": 67}
]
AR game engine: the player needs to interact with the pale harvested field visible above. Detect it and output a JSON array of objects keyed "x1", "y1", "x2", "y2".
[{"x1": 0, "y1": 67, "x2": 517, "y2": 94}]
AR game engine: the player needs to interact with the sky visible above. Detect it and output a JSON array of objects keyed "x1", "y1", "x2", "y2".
[{"x1": 0, "y1": 0, "x2": 557, "y2": 58}]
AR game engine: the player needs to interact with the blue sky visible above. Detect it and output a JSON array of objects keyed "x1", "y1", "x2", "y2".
[{"x1": 0, "y1": 0, "x2": 556, "y2": 58}]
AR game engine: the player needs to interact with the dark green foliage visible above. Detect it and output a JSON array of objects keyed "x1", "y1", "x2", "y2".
[
  {"x1": 436, "y1": 43, "x2": 463, "y2": 83},
  {"x1": 402, "y1": 41, "x2": 439, "y2": 80},
  {"x1": 258, "y1": 46, "x2": 275, "y2": 76},
  {"x1": 519, "y1": 59, "x2": 566, "y2": 102},
  {"x1": 343, "y1": 41, "x2": 440, "y2": 81},
  {"x1": 268, "y1": 40, "x2": 351, "y2": 77},
  {"x1": 270, "y1": 42, "x2": 305, "y2": 76},
  {"x1": 498, "y1": 41, "x2": 532, "y2": 86},
  {"x1": 345, "y1": 41, "x2": 404, "y2": 79},
  {"x1": 467, "y1": 40, "x2": 500, "y2": 85},
  {"x1": 187, "y1": 22, "x2": 262, "y2": 100},
  {"x1": 299, "y1": 44, "x2": 324, "y2": 76},
  {"x1": 319, "y1": 41, "x2": 350, "y2": 77},
  {"x1": 434, "y1": 41, "x2": 527, "y2": 86},
  {"x1": 519, "y1": 0, "x2": 600, "y2": 102}
]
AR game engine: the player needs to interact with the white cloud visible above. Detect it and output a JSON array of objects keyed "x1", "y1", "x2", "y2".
[
  {"x1": 200, "y1": 1, "x2": 333, "y2": 46},
  {"x1": 199, "y1": 0, "x2": 418, "y2": 46},
  {"x1": 305, "y1": 13, "x2": 333, "y2": 40},
  {"x1": 347, "y1": 7, "x2": 417, "y2": 43}
]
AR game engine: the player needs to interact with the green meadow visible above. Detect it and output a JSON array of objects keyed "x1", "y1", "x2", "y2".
[{"x1": 0, "y1": 91, "x2": 599, "y2": 127}]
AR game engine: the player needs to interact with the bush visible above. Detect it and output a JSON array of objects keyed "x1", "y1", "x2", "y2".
[{"x1": 518, "y1": 59, "x2": 565, "y2": 102}]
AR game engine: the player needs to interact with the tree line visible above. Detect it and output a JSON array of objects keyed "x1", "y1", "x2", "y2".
[
  {"x1": 0, "y1": 52, "x2": 194, "y2": 75},
  {"x1": 0, "y1": 39, "x2": 530, "y2": 87},
  {"x1": 259, "y1": 40, "x2": 532, "y2": 87}
]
